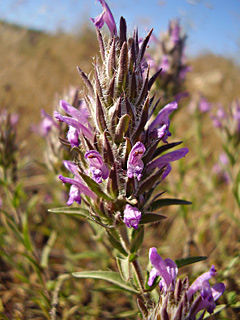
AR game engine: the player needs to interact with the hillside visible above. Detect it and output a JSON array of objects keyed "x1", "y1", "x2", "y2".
[{"x1": 1, "y1": 20, "x2": 240, "y2": 143}]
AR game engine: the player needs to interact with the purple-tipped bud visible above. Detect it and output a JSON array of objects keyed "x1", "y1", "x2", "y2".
[
  {"x1": 127, "y1": 142, "x2": 146, "y2": 181},
  {"x1": 123, "y1": 204, "x2": 141, "y2": 229},
  {"x1": 91, "y1": 0, "x2": 117, "y2": 37},
  {"x1": 85, "y1": 150, "x2": 109, "y2": 183}
]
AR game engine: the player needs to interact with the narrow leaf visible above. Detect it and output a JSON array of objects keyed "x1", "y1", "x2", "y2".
[
  {"x1": 116, "y1": 257, "x2": 130, "y2": 281},
  {"x1": 130, "y1": 227, "x2": 144, "y2": 253},
  {"x1": 137, "y1": 28, "x2": 153, "y2": 65},
  {"x1": 48, "y1": 207, "x2": 90, "y2": 218},
  {"x1": 133, "y1": 95, "x2": 149, "y2": 141},
  {"x1": 175, "y1": 256, "x2": 207, "y2": 268},
  {"x1": 78, "y1": 171, "x2": 113, "y2": 201},
  {"x1": 140, "y1": 213, "x2": 166, "y2": 224},
  {"x1": 136, "y1": 168, "x2": 164, "y2": 196},
  {"x1": 119, "y1": 16, "x2": 127, "y2": 46},
  {"x1": 149, "y1": 199, "x2": 192, "y2": 212},
  {"x1": 96, "y1": 28, "x2": 105, "y2": 61},
  {"x1": 96, "y1": 94, "x2": 107, "y2": 132},
  {"x1": 72, "y1": 271, "x2": 139, "y2": 293},
  {"x1": 107, "y1": 230, "x2": 128, "y2": 256},
  {"x1": 77, "y1": 66, "x2": 94, "y2": 96},
  {"x1": 153, "y1": 141, "x2": 183, "y2": 159}
]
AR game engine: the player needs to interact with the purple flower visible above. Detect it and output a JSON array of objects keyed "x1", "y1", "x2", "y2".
[
  {"x1": 187, "y1": 265, "x2": 217, "y2": 299},
  {"x1": 199, "y1": 96, "x2": 211, "y2": 113},
  {"x1": 148, "y1": 248, "x2": 225, "y2": 315},
  {"x1": 123, "y1": 204, "x2": 141, "y2": 229},
  {"x1": 146, "y1": 147, "x2": 189, "y2": 173},
  {"x1": 67, "y1": 126, "x2": 79, "y2": 147},
  {"x1": 59, "y1": 161, "x2": 97, "y2": 205},
  {"x1": 148, "y1": 101, "x2": 178, "y2": 143},
  {"x1": 85, "y1": 150, "x2": 109, "y2": 183},
  {"x1": 159, "y1": 55, "x2": 170, "y2": 73},
  {"x1": 36, "y1": 109, "x2": 59, "y2": 137},
  {"x1": 212, "y1": 153, "x2": 230, "y2": 184},
  {"x1": 54, "y1": 100, "x2": 93, "y2": 141},
  {"x1": 127, "y1": 142, "x2": 146, "y2": 181},
  {"x1": 148, "y1": 247, "x2": 178, "y2": 292},
  {"x1": 91, "y1": 0, "x2": 117, "y2": 37},
  {"x1": 187, "y1": 265, "x2": 225, "y2": 315},
  {"x1": 170, "y1": 20, "x2": 180, "y2": 44}
]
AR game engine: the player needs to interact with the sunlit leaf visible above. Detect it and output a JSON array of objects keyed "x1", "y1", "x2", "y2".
[{"x1": 72, "y1": 270, "x2": 139, "y2": 293}]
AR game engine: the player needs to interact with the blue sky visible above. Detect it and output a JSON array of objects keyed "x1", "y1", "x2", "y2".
[{"x1": 1, "y1": 0, "x2": 240, "y2": 61}]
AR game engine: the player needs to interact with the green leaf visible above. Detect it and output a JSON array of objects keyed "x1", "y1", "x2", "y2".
[
  {"x1": 149, "y1": 198, "x2": 192, "y2": 211},
  {"x1": 175, "y1": 256, "x2": 207, "y2": 268},
  {"x1": 40, "y1": 230, "x2": 57, "y2": 268},
  {"x1": 116, "y1": 257, "x2": 130, "y2": 281},
  {"x1": 78, "y1": 172, "x2": 113, "y2": 201},
  {"x1": 107, "y1": 230, "x2": 128, "y2": 256},
  {"x1": 136, "y1": 169, "x2": 164, "y2": 196},
  {"x1": 140, "y1": 213, "x2": 166, "y2": 224},
  {"x1": 48, "y1": 207, "x2": 90, "y2": 218},
  {"x1": 22, "y1": 210, "x2": 33, "y2": 252},
  {"x1": 72, "y1": 270, "x2": 139, "y2": 294},
  {"x1": 153, "y1": 141, "x2": 183, "y2": 159},
  {"x1": 130, "y1": 227, "x2": 144, "y2": 253},
  {"x1": 203, "y1": 304, "x2": 226, "y2": 318},
  {"x1": 109, "y1": 310, "x2": 139, "y2": 318}
]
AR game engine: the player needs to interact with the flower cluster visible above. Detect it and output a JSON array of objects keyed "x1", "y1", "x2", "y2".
[
  {"x1": 211, "y1": 99, "x2": 240, "y2": 138},
  {"x1": 54, "y1": 0, "x2": 188, "y2": 231},
  {"x1": 146, "y1": 19, "x2": 191, "y2": 103},
  {"x1": 138, "y1": 248, "x2": 225, "y2": 320}
]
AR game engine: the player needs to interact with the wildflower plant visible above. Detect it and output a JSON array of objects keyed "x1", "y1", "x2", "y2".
[
  {"x1": 210, "y1": 99, "x2": 240, "y2": 207},
  {"x1": 146, "y1": 19, "x2": 191, "y2": 106},
  {"x1": 50, "y1": 1, "x2": 225, "y2": 318}
]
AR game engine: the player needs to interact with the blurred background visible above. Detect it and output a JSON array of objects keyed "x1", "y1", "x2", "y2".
[{"x1": 1, "y1": 0, "x2": 240, "y2": 143}]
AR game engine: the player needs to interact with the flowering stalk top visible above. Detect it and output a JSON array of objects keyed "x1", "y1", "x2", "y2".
[
  {"x1": 145, "y1": 248, "x2": 225, "y2": 320},
  {"x1": 54, "y1": 0, "x2": 189, "y2": 235}
]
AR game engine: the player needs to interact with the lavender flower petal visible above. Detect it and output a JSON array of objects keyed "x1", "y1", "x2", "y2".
[
  {"x1": 127, "y1": 142, "x2": 146, "y2": 181},
  {"x1": 60, "y1": 100, "x2": 89, "y2": 124},
  {"x1": 149, "y1": 101, "x2": 178, "y2": 142},
  {"x1": 85, "y1": 150, "x2": 109, "y2": 183},
  {"x1": 67, "y1": 126, "x2": 79, "y2": 147},
  {"x1": 54, "y1": 111, "x2": 93, "y2": 140},
  {"x1": 67, "y1": 185, "x2": 82, "y2": 205},
  {"x1": 146, "y1": 148, "x2": 189, "y2": 172},
  {"x1": 187, "y1": 265, "x2": 217, "y2": 299},
  {"x1": 123, "y1": 204, "x2": 141, "y2": 229},
  {"x1": 91, "y1": 0, "x2": 117, "y2": 36},
  {"x1": 149, "y1": 248, "x2": 173, "y2": 291}
]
